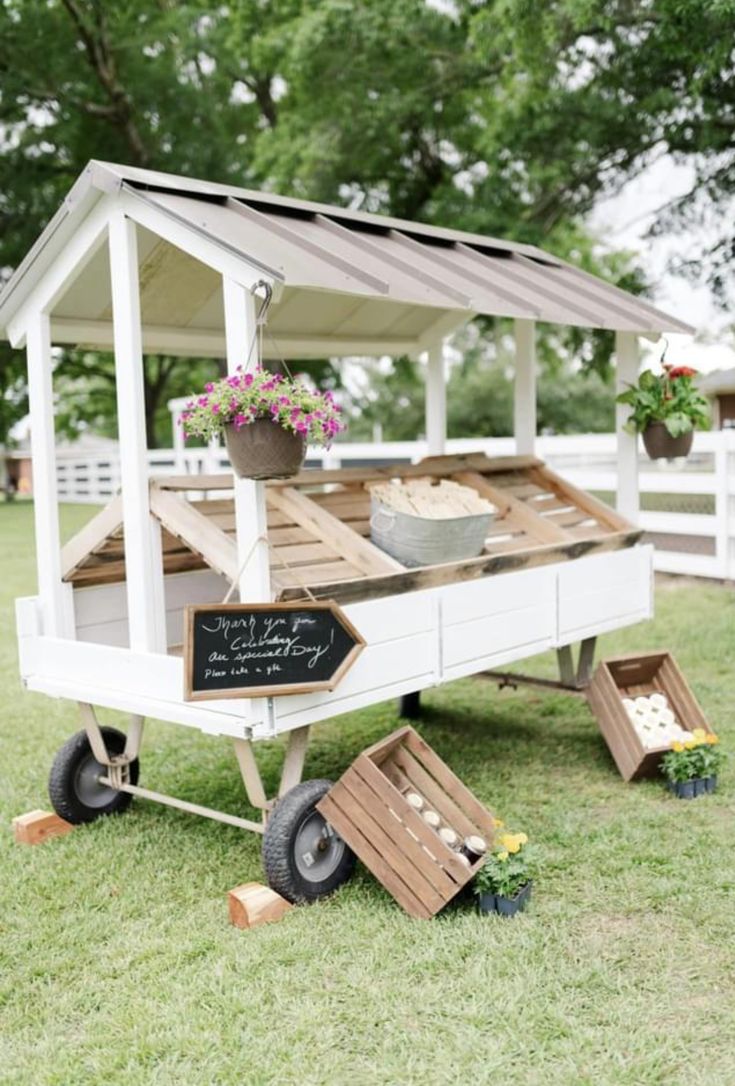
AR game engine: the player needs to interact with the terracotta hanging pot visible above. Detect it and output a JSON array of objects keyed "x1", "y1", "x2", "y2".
[
  {"x1": 642, "y1": 422, "x2": 694, "y2": 461},
  {"x1": 224, "y1": 418, "x2": 306, "y2": 480}
]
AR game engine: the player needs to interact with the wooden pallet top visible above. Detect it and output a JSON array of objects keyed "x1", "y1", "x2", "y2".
[{"x1": 61, "y1": 452, "x2": 641, "y2": 598}]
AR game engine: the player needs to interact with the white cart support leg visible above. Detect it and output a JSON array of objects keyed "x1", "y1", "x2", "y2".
[
  {"x1": 278, "y1": 726, "x2": 311, "y2": 798},
  {"x1": 233, "y1": 737, "x2": 269, "y2": 812}
]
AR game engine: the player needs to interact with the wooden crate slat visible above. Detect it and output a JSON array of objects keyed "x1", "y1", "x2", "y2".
[
  {"x1": 402, "y1": 730, "x2": 497, "y2": 840},
  {"x1": 312, "y1": 496, "x2": 371, "y2": 521},
  {"x1": 330, "y1": 777, "x2": 445, "y2": 914},
  {"x1": 269, "y1": 541, "x2": 341, "y2": 565},
  {"x1": 271, "y1": 559, "x2": 364, "y2": 588},
  {"x1": 271, "y1": 453, "x2": 542, "y2": 490},
  {"x1": 150, "y1": 486, "x2": 239, "y2": 581},
  {"x1": 389, "y1": 745, "x2": 479, "y2": 842},
  {"x1": 658, "y1": 656, "x2": 710, "y2": 731},
  {"x1": 347, "y1": 759, "x2": 457, "y2": 898},
  {"x1": 353, "y1": 754, "x2": 468, "y2": 886},
  {"x1": 319, "y1": 788, "x2": 432, "y2": 918}
]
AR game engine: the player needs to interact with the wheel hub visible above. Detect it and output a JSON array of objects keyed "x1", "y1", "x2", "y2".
[
  {"x1": 294, "y1": 810, "x2": 346, "y2": 882},
  {"x1": 73, "y1": 753, "x2": 123, "y2": 809}
]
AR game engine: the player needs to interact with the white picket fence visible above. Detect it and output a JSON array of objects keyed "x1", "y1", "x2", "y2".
[{"x1": 54, "y1": 430, "x2": 735, "y2": 581}]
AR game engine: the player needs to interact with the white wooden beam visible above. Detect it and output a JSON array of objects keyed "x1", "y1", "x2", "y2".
[
  {"x1": 25, "y1": 312, "x2": 74, "y2": 637},
  {"x1": 8, "y1": 196, "x2": 113, "y2": 348},
  {"x1": 120, "y1": 189, "x2": 280, "y2": 299},
  {"x1": 48, "y1": 317, "x2": 422, "y2": 360},
  {"x1": 514, "y1": 318, "x2": 536, "y2": 456},
  {"x1": 223, "y1": 277, "x2": 271, "y2": 603},
  {"x1": 615, "y1": 330, "x2": 640, "y2": 522},
  {"x1": 425, "y1": 339, "x2": 447, "y2": 455},
  {"x1": 109, "y1": 212, "x2": 167, "y2": 652}
]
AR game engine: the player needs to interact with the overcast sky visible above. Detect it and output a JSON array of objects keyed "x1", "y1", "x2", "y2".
[{"x1": 590, "y1": 157, "x2": 733, "y2": 372}]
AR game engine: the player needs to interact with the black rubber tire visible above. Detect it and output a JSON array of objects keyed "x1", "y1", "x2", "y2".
[
  {"x1": 398, "y1": 690, "x2": 422, "y2": 719},
  {"x1": 262, "y1": 779, "x2": 356, "y2": 904},
  {"x1": 48, "y1": 726, "x2": 139, "y2": 825}
]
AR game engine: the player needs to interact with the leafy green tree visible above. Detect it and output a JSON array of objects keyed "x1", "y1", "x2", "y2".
[{"x1": 1, "y1": 0, "x2": 732, "y2": 445}]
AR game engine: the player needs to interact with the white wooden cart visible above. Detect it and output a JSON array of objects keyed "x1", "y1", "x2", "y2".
[{"x1": 0, "y1": 162, "x2": 693, "y2": 901}]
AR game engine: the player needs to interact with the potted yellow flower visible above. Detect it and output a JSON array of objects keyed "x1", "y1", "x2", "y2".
[
  {"x1": 473, "y1": 829, "x2": 532, "y2": 917},
  {"x1": 660, "y1": 729, "x2": 724, "y2": 798}
]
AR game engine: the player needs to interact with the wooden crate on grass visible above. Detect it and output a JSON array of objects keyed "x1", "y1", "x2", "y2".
[
  {"x1": 587, "y1": 651, "x2": 713, "y2": 782},
  {"x1": 317, "y1": 725, "x2": 495, "y2": 919}
]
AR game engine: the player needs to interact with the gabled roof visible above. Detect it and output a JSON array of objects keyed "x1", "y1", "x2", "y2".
[{"x1": 0, "y1": 159, "x2": 695, "y2": 353}]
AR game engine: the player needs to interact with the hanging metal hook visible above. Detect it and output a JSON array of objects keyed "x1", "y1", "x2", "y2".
[
  {"x1": 660, "y1": 335, "x2": 670, "y2": 366},
  {"x1": 251, "y1": 279, "x2": 273, "y2": 325}
]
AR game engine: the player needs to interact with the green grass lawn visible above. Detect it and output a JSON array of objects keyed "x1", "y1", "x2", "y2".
[{"x1": 2, "y1": 501, "x2": 735, "y2": 1085}]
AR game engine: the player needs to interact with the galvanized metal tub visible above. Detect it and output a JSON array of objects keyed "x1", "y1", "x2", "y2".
[{"x1": 370, "y1": 498, "x2": 492, "y2": 568}]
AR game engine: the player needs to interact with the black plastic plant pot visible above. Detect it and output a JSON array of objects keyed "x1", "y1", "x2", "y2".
[
  {"x1": 693, "y1": 777, "x2": 708, "y2": 798},
  {"x1": 476, "y1": 891, "x2": 497, "y2": 915},
  {"x1": 669, "y1": 779, "x2": 696, "y2": 799},
  {"x1": 705, "y1": 775, "x2": 718, "y2": 794},
  {"x1": 477, "y1": 881, "x2": 532, "y2": 917},
  {"x1": 495, "y1": 881, "x2": 533, "y2": 917}
]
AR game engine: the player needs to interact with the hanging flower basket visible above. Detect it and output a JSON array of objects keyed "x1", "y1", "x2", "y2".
[
  {"x1": 180, "y1": 368, "x2": 345, "y2": 481},
  {"x1": 616, "y1": 364, "x2": 709, "y2": 462}
]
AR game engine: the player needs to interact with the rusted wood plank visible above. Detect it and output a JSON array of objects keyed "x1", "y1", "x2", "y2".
[{"x1": 277, "y1": 530, "x2": 643, "y2": 604}]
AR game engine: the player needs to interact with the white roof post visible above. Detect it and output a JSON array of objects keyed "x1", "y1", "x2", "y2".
[
  {"x1": 514, "y1": 318, "x2": 536, "y2": 455},
  {"x1": 615, "y1": 331, "x2": 640, "y2": 522},
  {"x1": 25, "y1": 311, "x2": 74, "y2": 638},
  {"x1": 109, "y1": 211, "x2": 167, "y2": 653},
  {"x1": 223, "y1": 276, "x2": 271, "y2": 603},
  {"x1": 426, "y1": 339, "x2": 447, "y2": 456}
]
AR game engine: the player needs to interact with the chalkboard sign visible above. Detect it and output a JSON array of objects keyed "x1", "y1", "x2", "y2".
[{"x1": 183, "y1": 601, "x2": 365, "y2": 701}]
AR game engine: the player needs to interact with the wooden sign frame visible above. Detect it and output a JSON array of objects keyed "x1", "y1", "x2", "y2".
[{"x1": 183, "y1": 600, "x2": 366, "y2": 701}]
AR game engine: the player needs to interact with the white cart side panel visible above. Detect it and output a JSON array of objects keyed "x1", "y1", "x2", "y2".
[
  {"x1": 266, "y1": 634, "x2": 436, "y2": 736},
  {"x1": 441, "y1": 566, "x2": 555, "y2": 680},
  {"x1": 267, "y1": 590, "x2": 439, "y2": 737},
  {"x1": 556, "y1": 544, "x2": 653, "y2": 644},
  {"x1": 73, "y1": 569, "x2": 230, "y2": 648},
  {"x1": 441, "y1": 565, "x2": 553, "y2": 626},
  {"x1": 23, "y1": 673, "x2": 249, "y2": 736},
  {"x1": 16, "y1": 630, "x2": 259, "y2": 732}
]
